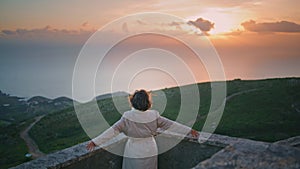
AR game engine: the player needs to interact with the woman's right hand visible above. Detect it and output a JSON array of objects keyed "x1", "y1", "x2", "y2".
[
  {"x1": 86, "y1": 141, "x2": 96, "y2": 151},
  {"x1": 190, "y1": 129, "x2": 199, "y2": 138}
]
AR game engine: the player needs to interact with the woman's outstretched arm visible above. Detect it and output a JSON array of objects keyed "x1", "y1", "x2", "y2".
[
  {"x1": 86, "y1": 117, "x2": 126, "y2": 151},
  {"x1": 157, "y1": 115, "x2": 199, "y2": 138}
]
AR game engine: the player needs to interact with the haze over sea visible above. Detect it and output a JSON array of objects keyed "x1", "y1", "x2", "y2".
[{"x1": 0, "y1": 37, "x2": 299, "y2": 101}]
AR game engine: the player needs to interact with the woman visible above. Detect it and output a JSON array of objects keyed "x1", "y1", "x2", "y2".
[{"x1": 86, "y1": 89, "x2": 199, "y2": 169}]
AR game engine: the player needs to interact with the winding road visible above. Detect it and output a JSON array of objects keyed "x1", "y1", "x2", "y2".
[
  {"x1": 226, "y1": 88, "x2": 259, "y2": 102},
  {"x1": 20, "y1": 115, "x2": 46, "y2": 159}
]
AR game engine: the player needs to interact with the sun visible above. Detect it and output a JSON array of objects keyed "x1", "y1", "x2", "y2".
[{"x1": 187, "y1": 8, "x2": 242, "y2": 35}]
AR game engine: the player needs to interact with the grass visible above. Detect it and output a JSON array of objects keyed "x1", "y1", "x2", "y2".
[
  {"x1": 0, "y1": 118, "x2": 34, "y2": 168},
  {"x1": 214, "y1": 78, "x2": 300, "y2": 141},
  {"x1": 0, "y1": 91, "x2": 77, "y2": 168},
  {"x1": 28, "y1": 107, "x2": 88, "y2": 154},
  {"x1": 29, "y1": 98, "x2": 126, "y2": 154},
  {"x1": 30, "y1": 78, "x2": 300, "y2": 153}
]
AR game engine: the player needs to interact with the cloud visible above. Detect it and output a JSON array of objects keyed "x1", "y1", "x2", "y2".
[
  {"x1": 1, "y1": 25, "x2": 95, "y2": 37},
  {"x1": 81, "y1": 22, "x2": 89, "y2": 27},
  {"x1": 220, "y1": 29, "x2": 243, "y2": 36},
  {"x1": 0, "y1": 26, "x2": 96, "y2": 45},
  {"x1": 2, "y1": 30, "x2": 16, "y2": 35},
  {"x1": 136, "y1": 20, "x2": 147, "y2": 25},
  {"x1": 188, "y1": 18, "x2": 214, "y2": 32},
  {"x1": 168, "y1": 21, "x2": 184, "y2": 26},
  {"x1": 242, "y1": 20, "x2": 300, "y2": 33},
  {"x1": 122, "y1": 22, "x2": 129, "y2": 33},
  {"x1": 164, "y1": 18, "x2": 214, "y2": 36}
]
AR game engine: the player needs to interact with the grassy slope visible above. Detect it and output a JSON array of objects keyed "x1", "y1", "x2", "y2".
[
  {"x1": 29, "y1": 98, "x2": 126, "y2": 154},
  {"x1": 216, "y1": 78, "x2": 300, "y2": 141},
  {"x1": 0, "y1": 119, "x2": 34, "y2": 168},
  {"x1": 28, "y1": 108, "x2": 88, "y2": 153},
  {"x1": 27, "y1": 78, "x2": 300, "y2": 156},
  {"x1": 0, "y1": 94, "x2": 77, "y2": 168}
]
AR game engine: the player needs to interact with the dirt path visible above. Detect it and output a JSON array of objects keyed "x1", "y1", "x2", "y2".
[
  {"x1": 226, "y1": 89, "x2": 259, "y2": 102},
  {"x1": 20, "y1": 115, "x2": 46, "y2": 159}
]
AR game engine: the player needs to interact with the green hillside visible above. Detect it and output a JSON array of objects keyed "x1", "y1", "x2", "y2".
[
  {"x1": 203, "y1": 78, "x2": 300, "y2": 141},
  {"x1": 29, "y1": 78, "x2": 300, "y2": 154},
  {"x1": 0, "y1": 93, "x2": 76, "y2": 168},
  {"x1": 2, "y1": 77, "x2": 299, "y2": 168},
  {"x1": 0, "y1": 119, "x2": 34, "y2": 168}
]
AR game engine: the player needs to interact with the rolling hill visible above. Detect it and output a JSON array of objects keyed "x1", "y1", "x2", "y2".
[
  {"x1": 29, "y1": 77, "x2": 300, "y2": 154},
  {"x1": 0, "y1": 93, "x2": 77, "y2": 168},
  {"x1": 1, "y1": 77, "x2": 300, "y2": 168}
]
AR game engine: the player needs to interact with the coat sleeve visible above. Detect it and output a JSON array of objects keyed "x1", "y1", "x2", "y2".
[
  {"x1": 157, "y1": 115, "x2": 191, "y2": 136},
  {"x1": 92, "y1": 117, "x2": 126, "y2": 146},
  {"x1": 157, "y1": 115, "x2": 173, "y2": 130}
]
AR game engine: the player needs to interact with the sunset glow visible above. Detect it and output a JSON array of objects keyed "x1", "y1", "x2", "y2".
[
  {"x1": 187, "y1": 7, "x2": 244, "y2": 35},
  {"x1": 0, "y1": 0, "x2": 299, "y2": 99}
]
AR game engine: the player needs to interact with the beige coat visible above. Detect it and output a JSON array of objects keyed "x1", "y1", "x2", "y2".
[{"x1": 92, "y1": 109, "x2": 191, "y2": 169}]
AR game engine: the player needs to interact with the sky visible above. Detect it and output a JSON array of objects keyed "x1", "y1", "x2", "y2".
[{"x1": 0, "y1": 0, "x2": 299, "y2": 101}]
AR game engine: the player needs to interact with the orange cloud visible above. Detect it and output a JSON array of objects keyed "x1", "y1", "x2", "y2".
[
  {"x1": 1, "y1": 26, "x2": 94, "y2": 36},
  {"x1": 81, "y1": 22, "x2": 89, "y2": 27},
  {"x1": 0, "y1": 26, "x2": 96, "y2": 44},
  {"x1": 242, "y1": 20, "x2": 300, "y2": 33},
  {"x1": 188, "y1": 18, "x2": 214, "y2": 32},
  {"x1": 122, "y1": 22, "x2": 129, "y2": 33}
]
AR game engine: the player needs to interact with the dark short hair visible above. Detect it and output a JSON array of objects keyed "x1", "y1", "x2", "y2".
[{"x1": 129, "y1": 90, "x2": 151, "y2": 111}]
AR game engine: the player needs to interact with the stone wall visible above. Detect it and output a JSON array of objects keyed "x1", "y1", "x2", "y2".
[
  {"x1": 193, "y1": 135, "x2": 300, "y2": 169},
  {"x1": 10, "y1": 134, "x2": 223, "y2": 169},
  {"x1": 11, "y1": 133, "x2": 300, "y2": 169}
]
